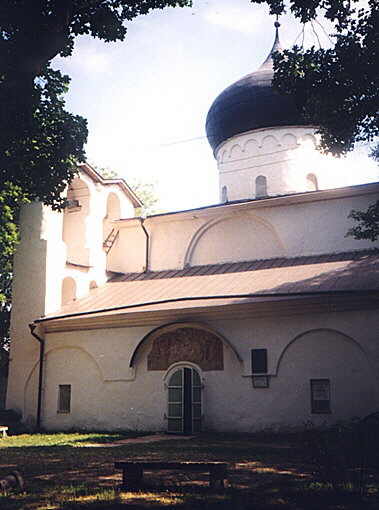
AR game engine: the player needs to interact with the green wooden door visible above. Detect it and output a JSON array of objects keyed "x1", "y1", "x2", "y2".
[{"x1": 167, "y1": 367, "x2": 202, "y2": 434}]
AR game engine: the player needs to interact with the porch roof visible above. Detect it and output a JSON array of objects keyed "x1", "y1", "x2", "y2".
[{"x1": 40, "y1": 249, "x2": 379, "y2": 324}]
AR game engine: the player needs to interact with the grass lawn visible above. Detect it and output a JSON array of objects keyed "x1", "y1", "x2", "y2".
[{"x1": 0, "y1": 431, "x2": 378, "y2": 509}]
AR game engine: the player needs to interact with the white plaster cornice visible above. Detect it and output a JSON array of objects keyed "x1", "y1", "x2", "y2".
[{"x1": 116, "y1": 182, "x2": 379, "y2": 227}]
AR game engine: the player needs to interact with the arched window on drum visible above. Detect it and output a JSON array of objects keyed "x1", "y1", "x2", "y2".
[
  {"x1": 255, "y1": 175, "x2": 267, "y2": 198},
  {"x1": 306, "y1": 173, "x2": 319, "y2": 191}
]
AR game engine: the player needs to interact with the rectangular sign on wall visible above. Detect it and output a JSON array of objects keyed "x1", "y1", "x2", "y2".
[{"x1": 251, "y1": 349, "x2": 268, "y2": 374}]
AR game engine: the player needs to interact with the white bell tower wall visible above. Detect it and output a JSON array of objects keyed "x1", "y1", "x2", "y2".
[
  {"x1": 6, "y1": 167, "x2": 138, "y2": 424},
  {"x1": 216, "y1": 126, "x2": 326, "y2": 202}
]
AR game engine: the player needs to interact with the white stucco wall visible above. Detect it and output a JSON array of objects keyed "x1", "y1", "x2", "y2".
[
  {"x1": 216, "y1": 126, "x2": 327, "y2": 201},
  {"x1": 7, "y1": 166, "x2": 379, "y2": 431},
  {"x1": 27, "y1": 307, "x2": 379, "y2": 432},
  {"x1": 6, "y1": 169, "x2": 137, "y2": 419},
  {"x1": 111, "y1": 186, "x2": 379, "y2": 273}
]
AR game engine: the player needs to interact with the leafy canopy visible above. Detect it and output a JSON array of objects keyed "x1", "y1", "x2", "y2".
[
  {"x1": 250, "y1": 0, "x2": 378, "y2": 155},
  {"x1": 1, "y1": 0, "x2": 192, "y2": 206},
  {"x1": 0, "y1": 0, "x2": 192, "y2": 352},
  {"x1": 250, "y1": 0, "x2": 378, "y2": 241}
]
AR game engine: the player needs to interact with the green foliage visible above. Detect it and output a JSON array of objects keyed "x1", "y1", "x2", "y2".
[
  {"x1": 303, "y1": 417, "x2": 379, "y2": 495},
  {"x1": 128, "y1": 178, "x2": 160, "y2": 216},
  {"x1": 347, "y1": 201, "x2": 379, "y2": 242},
  {"x1": 1, "y1": 67, "x2": 88, "y2": 208},
  {"x1": 251, "y1": 0, "x2": 378, "y2": 156},
  {"x1": 0, "y1": 431, "x2": 145, "y2": 448},
  {"x1": 1, "y1": 0, "x2": 192, "y2": 207},
  {"x1": 0, "y1": 0, "x2": 192, "y2": 354},
  {"x1": 0, "y1": 432, "x2": 378, "y2": 509},
  {"x1": 0, "y1": 184, "x2": 29, "y2": 357},
  {"x1": 97, "y1": 166, "x2": 160, "y2": 216},
  {"x1": 251, "y1": 1, "x2": 379, "y2": 239}
]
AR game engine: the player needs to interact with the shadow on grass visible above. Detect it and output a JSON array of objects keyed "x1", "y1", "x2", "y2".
[
  {"x1": 1, "y1": 433, "x2": 379, "y2": 510},
  {"x1": 1, "y1": 482, "x2": 377, "y2": 510}
]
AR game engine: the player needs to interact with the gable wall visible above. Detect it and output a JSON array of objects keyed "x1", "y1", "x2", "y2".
[{"x1": 112, "y1": 189, "x2": 379, "y2": 273}]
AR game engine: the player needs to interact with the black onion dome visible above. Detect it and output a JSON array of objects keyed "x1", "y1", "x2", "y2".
[{"x1": 206, "y1": 24, "x2": 306, "y2": 155}]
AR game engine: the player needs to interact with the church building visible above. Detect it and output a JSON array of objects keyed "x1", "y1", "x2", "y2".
[{"x1": 6, "y1": 25, "x2": 379, "y2": 433}]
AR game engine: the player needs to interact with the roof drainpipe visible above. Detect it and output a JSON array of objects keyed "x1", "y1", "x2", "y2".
[
  {"x1": 29, "y1": 323, "x2": 45, "y2": 431},
  {"x1": 140, "y1": 218, "x2": 149, "y2": 273}
]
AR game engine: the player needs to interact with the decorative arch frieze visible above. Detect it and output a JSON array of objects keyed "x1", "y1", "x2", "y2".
[
  {"x1": 281, "y1": 133, "x2": 298, "y2": 147},
  {"x1": 218, "y1": 128, "x2": 316, "y2": 163},
  {"x1": 243, "y1": 138, "x2": 259, "y2": 155},
  {"x1": 220, "y1": 150, "x2": 228, "y2": 163},
  {"x1": 301, "y1": 133, "x2": 317, "y2": 147},
  {"x1": 230, "y1": 144, "x2": 244, "y2": 159},
  {"x1": 261, "y1": 134, "x2": 280, "y2": 152}
]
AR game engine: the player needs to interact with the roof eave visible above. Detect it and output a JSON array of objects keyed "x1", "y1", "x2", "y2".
[{"x1": 40, "y1": 291, "x2": 379, "y2": 333}]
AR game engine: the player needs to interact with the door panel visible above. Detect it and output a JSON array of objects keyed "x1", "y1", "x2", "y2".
[
  {"x1": 167, "y1": 367, "x2": 202, "y2": 434},
  {"x1": 183, "y1": 368, "x2": 192, "y2": 434}
]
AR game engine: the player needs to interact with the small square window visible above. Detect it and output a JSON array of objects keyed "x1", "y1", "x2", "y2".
[
  {"x1": 58, "y1": 385, "x2": 71, "y2": 414},
  {"x1": 311, "y1": 379, "x2": 331, "y2": 414}
]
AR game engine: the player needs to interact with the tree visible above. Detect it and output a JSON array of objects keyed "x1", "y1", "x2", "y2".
[
  {"x1": 0, "y1": 0, "x2": 191, "y2": 357},
  {"x1": 250, "y1": 0, "x2": 378, "y2": 239},
  {"x1": 128, "y1": 178, "x2": 160, "y2": 216},
  {"x1": 0, "y1": 0, "x2": 192, "y2": 280},
  {"x1": 98, "y1": 166, "x2": 160, "y2": 216},
  {"x1": 347, "y1": 147, "x2": 379, "y2": 242},
  {"x1": 1, "y1": 0, "x2": 191, "y2": 202}
]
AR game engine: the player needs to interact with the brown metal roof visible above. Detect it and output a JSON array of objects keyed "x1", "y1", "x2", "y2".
[
  {"x1": 112, "y1": 249, "x2": 379, "y2": 282},
  {"x1": 42, "y1": 249, "x2": 379, "y2": 322}
]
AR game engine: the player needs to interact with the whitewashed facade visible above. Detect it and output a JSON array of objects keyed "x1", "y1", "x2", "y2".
[{"x1": 6, "y1": 29, "x2": 379, "y2": 433}]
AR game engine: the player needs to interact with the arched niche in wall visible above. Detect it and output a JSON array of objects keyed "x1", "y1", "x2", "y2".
[
  {"x1": 306, "y1": 173, "x2": 319, "y2": 191},
  {"x1": 302, "y1": 133, "x2": 317, "y2": 148},
  {"x1": 230, "y1": 144, "x2": 243, "y2": 160},
  {"x1": 129, "y1": 322, "x2": 242, "y2": 369},
  {"x1": 244, "y1": 138, "x2": 259, "y2": 156},
  {"x1": 261, "y1": 135, "x2": 279, "y2": 154},
  {"x1": 220, "y1": 149, "x2": 228, "y2": 163},
  {"x1": 61, "y1": 277, "x2": 76, "y2": 306},
  {"x1": 272, "y1": 329, "x2": 377, "y2": 423},
  {"x1": 62, "y1": 178, "x2": 90, "y2": 266},
  {"x1": 255, "y1": 175, "x2": 268, "y2": 198},
  {"x1": 40, "y1": 346, "x2": 104, "y2": 427},
  {"x1": 281, "y1": 133, "x2": 298, "y2": 148},
  {"x1": 103, "y1": 192, "x2": 121, "y2": 246},
  {"x1": 185, "y1": 215, "x2": 285, "y2": 266}
]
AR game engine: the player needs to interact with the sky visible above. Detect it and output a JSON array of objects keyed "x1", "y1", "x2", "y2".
[{"x1": 53, "y1": 0, "x2": 378, "y2": 213}]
